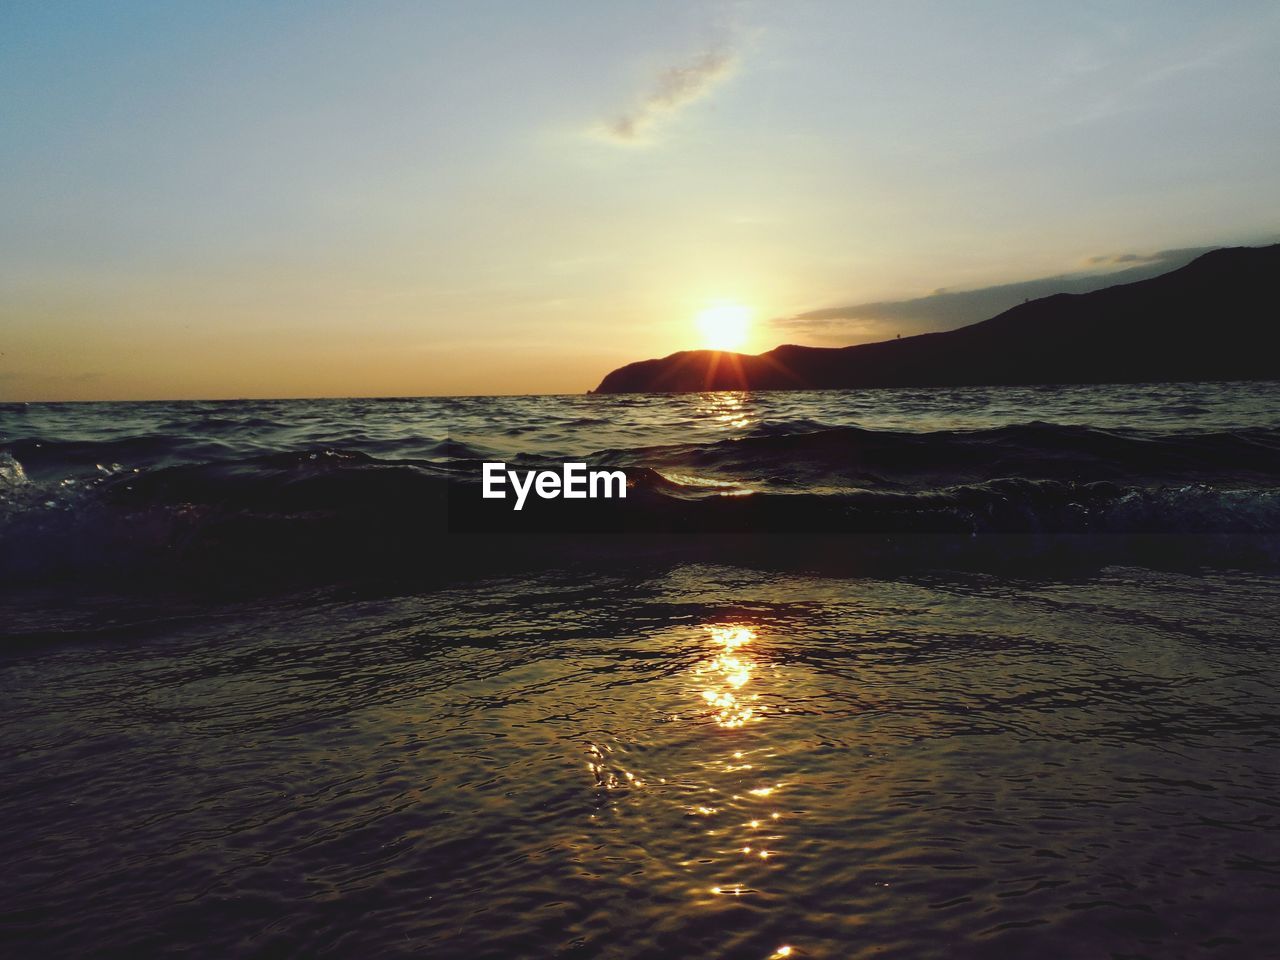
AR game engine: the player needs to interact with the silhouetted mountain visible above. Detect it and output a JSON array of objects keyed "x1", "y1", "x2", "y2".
[{"x1": 591, "y1": 244, "x2": 1280, "y2": 393}]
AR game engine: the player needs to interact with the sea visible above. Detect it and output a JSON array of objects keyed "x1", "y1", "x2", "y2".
[{"x1": 2, "y1": 380, "x2": 1279, "y2": 958}]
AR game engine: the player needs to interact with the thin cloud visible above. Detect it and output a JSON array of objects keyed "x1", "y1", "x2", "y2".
[
  {"x1": 1084, "y1": 247, "x2": 1206, "y2": 267},
  {"x1": 771, "y1": 247, "x2": 1223, "y2": 345},
  {"x1": 601, "y1": 49, "x2": 736, "y2": 144}
]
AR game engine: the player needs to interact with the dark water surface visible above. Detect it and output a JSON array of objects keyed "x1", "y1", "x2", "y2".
[
  {"x1": 2, "y1": 383, "x2": 1279, "y2": 957},
  {"x1": 3, "y1": 382, "x2": 1280, "y2": 584}
]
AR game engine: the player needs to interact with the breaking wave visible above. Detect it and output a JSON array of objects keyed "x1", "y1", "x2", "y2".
[{"x1": 3, "y1": 415, "x2": 1279, "y2": 586}]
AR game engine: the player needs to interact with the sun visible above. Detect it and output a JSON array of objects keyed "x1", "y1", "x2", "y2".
[{"x1": 695, "y1": 303, "x2": 753, "y2": 352}]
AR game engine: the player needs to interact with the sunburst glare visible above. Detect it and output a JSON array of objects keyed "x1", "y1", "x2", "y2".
[{"x1": 695, "y1": 303, "x2": 753, "y2": 352}]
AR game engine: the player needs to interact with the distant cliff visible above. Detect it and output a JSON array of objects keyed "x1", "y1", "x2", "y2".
[{"x1": 591, "y1": 244, "x2": 1280, "y2": 393}]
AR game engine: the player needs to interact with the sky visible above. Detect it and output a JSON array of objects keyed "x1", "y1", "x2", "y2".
[{"x1": 2, "y1": 0, "x2": 1279, "y2": 400}]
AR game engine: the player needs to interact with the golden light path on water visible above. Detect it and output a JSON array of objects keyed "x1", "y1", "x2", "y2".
[
  {"x1": 656, "y1": 392, "x2": 759, "y2": 496},
  {"x1": 696, "y1": 390, "x2": 754, "y2": 431},
  {"x1": 586, "y1": 622, "x2": 796, "y2": 958},
  {"x1": 696, "y1": 625, "x2": 759, "y2": 729},
  {"x1": 694, "y1": 624, "x2": 785, "y2": 909}
]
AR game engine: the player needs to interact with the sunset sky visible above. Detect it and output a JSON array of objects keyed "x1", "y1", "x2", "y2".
[{"x1": 3, "y1": 1, "x2": 1279, "y2": 400}]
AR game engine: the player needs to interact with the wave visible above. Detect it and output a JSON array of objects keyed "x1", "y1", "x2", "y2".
[
  {"x1": 600, "y1": 422, "x2": 1280, "y2": 491},
  {"x1": 1, "y1": 424, "x2": 1278, "y2": 587}
]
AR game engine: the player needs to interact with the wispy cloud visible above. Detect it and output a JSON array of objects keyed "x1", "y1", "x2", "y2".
[
  {"x1": 771, "y1": 247, "x2": 1229, "y2": 346},
  {"x1": 1083, "y1": 247, "x2": 1202, "y2": 267},
  {"x1": 600, "y1": 49, "x2": 736, "y2": 144}
]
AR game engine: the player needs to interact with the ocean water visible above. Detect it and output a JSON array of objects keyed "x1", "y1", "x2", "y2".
[{"x1": 2, "y1": 382, "x2": 1279, "y2": 957}]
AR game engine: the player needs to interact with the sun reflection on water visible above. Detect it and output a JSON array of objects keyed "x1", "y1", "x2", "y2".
[
  {"x1": 695, "y1": 625, "x2": 762, "y2": 729},
  {"x1": 586, "y1": 742, "x2": 648, "y2": 792},
  {"x1": 687, "y1": 623, "x2": 797, "y2": 918},
  {"x1": 583, "y1": 621, "x2": 799, "y2": 949},
  {"x1": 695, "y1": 391, "x2": 755, "y2": 432}
]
